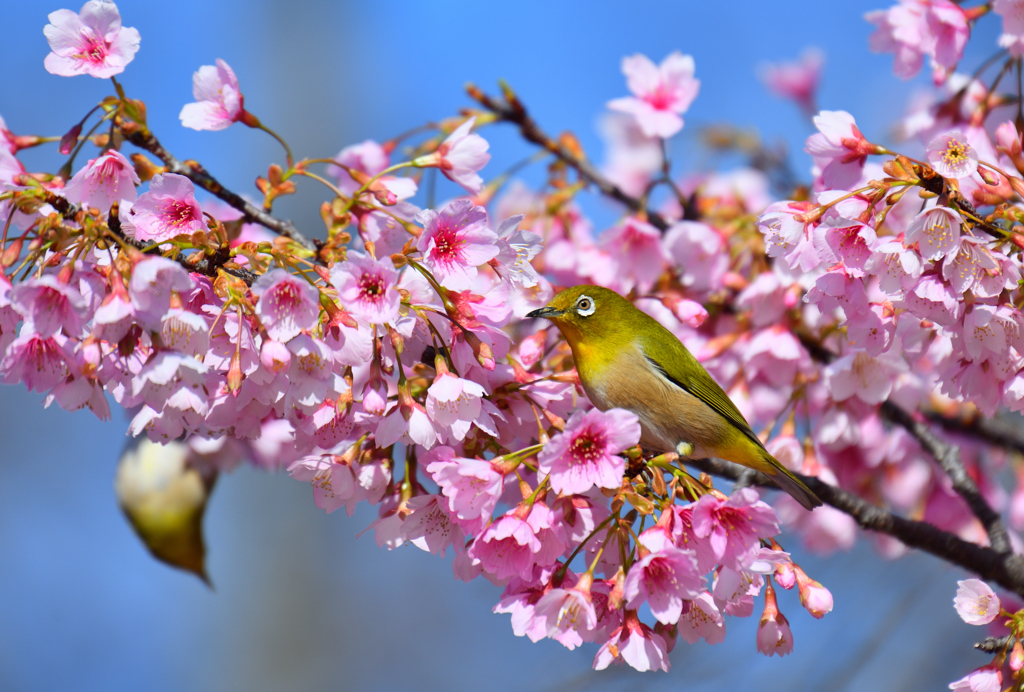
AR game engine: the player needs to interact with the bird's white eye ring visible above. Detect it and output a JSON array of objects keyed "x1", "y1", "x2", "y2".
[{"x1": 576, "y1": 295, "x2": 595, "y2": 316}]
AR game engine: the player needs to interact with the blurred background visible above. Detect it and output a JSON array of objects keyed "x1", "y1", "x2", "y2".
[{"x1": 0, "y1": 1, "x2": 1005, "y2": 689}]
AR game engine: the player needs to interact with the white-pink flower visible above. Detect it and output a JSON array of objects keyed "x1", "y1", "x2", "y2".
[
  {"x1": 756, "y1": 584, "x2": 793, "y2": 657},
  {"x1": 425, "y1": 371, "x2": 487, "y2": 443},
  {"x1": 624, "y1": 530, "x2": 704, "y2": 625},
  {"x1": 537, "y1": 408, "x2": 640, "y2": 496},
  {"x1": 413, "y1": 117, "x2": 490, "y2": 194},
  {"x1": 691, "y1": 488, "x2": 780, "y2": 571},
  {"x1": 593, "y1": 610, "x2": 671, "y2": 672},
  {"x1": 758, "y1": 48, "x2": 823, "y2": 115},
  {"x1": 953, "y1": 578, "x2": 1001, "y2": 625},
  {"x1": 9, "y1": 274, "x2": 89, "y2": 338},
  {"x1": 677, "y1": 590, "x2": 726, "y2": 645},
  {"x1": 824, "y1": 350, "x2": 895, "y2": 404},
  {"x1": 948, "y1": 664, "x2": 1002, "y2": 692},
  {"x1": 492, "y1": 215, "x2": 543, "y2": 289},
  {"x1": 415, "y1": 200, "x2": 498, "y2": 290},
  {"x1": 43, "y1": 1, "x2": 140, "y2": 79},
  {"x1": 926, "y1": 130, "x2": 978, "y2": 179},
  {"x1": 330, "y1": 252, "x2": 400, "y2": 325},
  {"x1": 424, "y1": 446, "x2": 503, "y2": 533},
  {"x1": 608, "y1": 52, "x2": 700, "y2": 139},
  {"x1": 62, "y1": 149, "x2": 139, "y2": 212},
  {"x1": 252, "y1": 269, "x2": 321, "y2": 343},
  {"x1": 996, "y1": 0, "x2": 1024, "y2": 57},
  {"x1": 904, "y1": 206, "x2": 962, "y2": 261},
  {"x1": 179, "y1": 59, "x2": 249, "y2": 131},
  {"x1": 125, "y1": 173, "x2": 205, "y2": 242},
  {"x1": 805, "y1": 110, "x2": 876, "y2": 189}
]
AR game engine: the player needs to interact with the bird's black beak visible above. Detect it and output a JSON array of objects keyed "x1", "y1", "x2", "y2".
[{"x1": 527, "y1": 306, "x2": 563, "y2": 319}]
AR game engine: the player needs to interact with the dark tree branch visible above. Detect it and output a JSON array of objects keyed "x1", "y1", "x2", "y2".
[
  {"x1": 687, "y1": 456, "x2": 1024, "y2": 598},
  {"x1": 122, "y1": 129, "x2": 316, "y2": 252},
  {"x1": 926, "y1": 409, "x2": 1024, "y2": 457},
  {"x1": 880, "y1": 401, "x2": 1013, "y2": 557},
  {"x1": 468, "y1": 84, "x2": 672, "y2": 232},
  {"x1": 44, "y1": 192, "x2": 257, "y2": 285}
]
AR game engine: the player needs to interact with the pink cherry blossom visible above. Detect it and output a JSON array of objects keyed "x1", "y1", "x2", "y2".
[
  {"x1": 179, "y1": 59, "x2": 250, "y2": 131},
  {"x1": 794, "y1": 565, "x2": 834, "y2": 618},
  {"x1": 492, "y1": 215, "x2": 543, "y2": 289},
  {"x1": 756, "y1": 583, "x2": 793, "y2": 657},
  {"x1": 62, "y1": 149, "x2": 139, "y2": 211},
  {"x1": 824, "y1": 350, "x2": 896, "y2": 405},
  {"x1": 926, "y1": 130, "x2": 978, "y2": 179},
  {"x1": 288, "y1": 453, "x2": 388, "y2": 516},
  {"x1": 759, "y1": 48, "x2": 823, "y2": 115},
  {"x1": 415, "y1": 200, "x2": 498, "y2": 290},
  {"x1": 124, "y1": 173, "x2": 205, "y2": 242},
  {"x1": 678, "y1": 590, "x2": 726, "y2": 645},
  {"x1": 953, "y1": 579, "x2": 1001, "y2": 625},
  {"x1": 401, "y1": 494, "x2": 464, "y2": 556},
  {"x1": 624, "y1": 530, "x2": 704, "y2": 625},
  {"x1": 663, "y1": 221, "x2": 728, "y2": 292},
  {"x1": 593, "y1": 610, "x2": 671, "y2": 672},
  {"x1": 866, "y1": 0, "x2": 969, "y2": 82},
  {"x1": 948, "y1": 664, "x2": 1002, "y2": 692},
  {"x1": 252, "y1": 269, "x2": 321, "y2": 343},
  {"x1": 329, "y1": 140, "x2": 417, "y2": 201},
  {"x1": 9, "y1": 275, "x2": 89, "y2": 338},
  {"x1": 413, "y1": 117, "x2": 490, "y2": 194},
  {"x1": 904, "y1": 207, "x2": 962, "y2": 261},
  {"x1": 996, "y1": 0, "x2": 1024, "y2": 57},
  {"x1": 375, "y1": 398, "x2": 438, "y2": 450},
  {"x1": 330, "y1": 252, "x2": 400, "y2": 325},
  {"x1": 0, "y1": 332, "x2": 68, "y2": 392},
  {"x1": 533, "y1": 578, "x2": 599, "y2": 649},
  {"x1": 607, "y1": 52, "x2": 700, "y2": 139},
  {"x1": 425, "y1": 371, "x2": 487, "y2": 443},
  {"x1": 43, "y1": 1, "x2": 140, "y2": 79},
  {"x1": 128, "y1": 256, "x2": 194, "y2": 329},
  {"x1": 424, "y1": 446, "x2": 503, "y2": 533},
  {"x1": 600, "y1": 217, "x2": 666, "y2": 293},
  {"x1": 805, "y1": 110, "x2": 878, "y2": 189},
  {"x1": 691, "y1": 488, "x2": 780, "y2": 571},
  {"x1": 537, "y1": 408, "x2": 640, "y2": 496}
]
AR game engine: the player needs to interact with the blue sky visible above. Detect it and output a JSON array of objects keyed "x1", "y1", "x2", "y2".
[{"x1": 0, "y1": 1, "x2": 1005, "y2": 690}]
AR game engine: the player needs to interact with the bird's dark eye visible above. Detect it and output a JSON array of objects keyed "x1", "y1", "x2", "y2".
[{"x1": 576, "y1": 295, "x2": 595, "y2": 316}]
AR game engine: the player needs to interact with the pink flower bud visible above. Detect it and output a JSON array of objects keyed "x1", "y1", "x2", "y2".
[
  {"x1": 59, "y1": 122, "x2": 82, "y2": 155},
  {"x1": 794, "y1": 565, "x2": 833, "y2": 618},
  {"x1": 1011, "y1": 641, "x2": 1024, "y2": 672}
]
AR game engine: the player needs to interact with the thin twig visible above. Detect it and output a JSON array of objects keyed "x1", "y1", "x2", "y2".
[
  {"x1": 122, "y1": 129, "x2": 316, "y2": 251},
  {"x1": 687, "y1": 456, "x2": 1024, "y2": 597},
  {"x1": 468, "y1": 84, "x2": 672, "y2": 231}
]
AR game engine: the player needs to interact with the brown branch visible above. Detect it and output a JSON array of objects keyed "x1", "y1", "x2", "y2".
[
  {"x1": 687, "y1": 456, "x2": 1024, "y2": 598},
  {"x1": 467, "y1": 84, "x2": 672, "y2": 231},
  {"x1": 926, "y1": 409, "x2": 1024, "y2": 457},
  {"x1": 122, "y1": 129, "x2": 316, "y2": 252},
  {"x1": 44, "y1": 192, "x2": 256, "y2": 285},
  {"x1": 795, "y1": 331, "x2": 1012, "y2": 556}
]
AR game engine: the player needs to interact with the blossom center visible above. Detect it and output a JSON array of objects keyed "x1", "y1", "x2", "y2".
[
  {"x1": 358, "y1": 272, "x2": 385, "y2": 303},
  {"x1": 433, "y1": 227, "x2": 464, "y2": 263},
  {"x1": 942, "y1": 139, "x2": 971, "y2": 169},
  {"x1": 569, "y1": 428, "x2": 606, "y2": 465},
  {"x1": 74, "y1": 35, "x2": 108, "y2": 65},
  {"x1": 160, "y1": 199, "x2": 199, "y2": 230}
]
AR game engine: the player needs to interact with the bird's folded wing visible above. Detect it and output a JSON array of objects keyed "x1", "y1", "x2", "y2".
[{"x1": 644, "y1": 354, "x2": 765, "y2": 451}]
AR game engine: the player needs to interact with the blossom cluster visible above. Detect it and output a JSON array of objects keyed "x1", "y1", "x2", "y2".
[{"x1": 23, "y1": 0, "x2": 1024, "y2": 681}]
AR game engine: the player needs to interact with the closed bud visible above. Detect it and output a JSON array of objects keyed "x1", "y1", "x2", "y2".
[
  {"x1": 1011, "y1": 641, "x2": 1024, "y2": 672},
  {"x1": 59, "y1": 122, "x2": 82, "y2": 155}
]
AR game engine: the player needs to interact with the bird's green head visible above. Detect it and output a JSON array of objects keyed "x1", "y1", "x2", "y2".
[{"x1": 526, "y1": 285, "x2": 636, "y2": 349}]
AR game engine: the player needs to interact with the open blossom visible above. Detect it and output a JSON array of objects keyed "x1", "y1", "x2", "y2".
[
  {"x1": 824, "y1": 350, "x2": 896, "y2": 405},
  {"x1": 533, "y1": 577, "x2": 599, "y2": 649},
  {"x1": 252, "y1": 269, "x2": 321, "y2": 343},
  {"x1": 607, "y1": 52, "x2": 699, "y2": 139},
  {"x1": 948, "y1": 664, "x2": 1002, "y2": 692},
  {"x1": 601, "y1": 217, "x2": 666, "y2": 293},
  {"x1": 691, "y1": 488, "x2": 780, "y2": 571},
  {"x1": 413, "y1": 117, "x2": 490, "y2": 194},
  {"x1": 9, "y1": 275, "x2": 89, "y2": 338},
  {"x1": 593, "y1": 610, "x2": 670, "y2": 673},
  {"x1": 537, "y1": 408, "x2": 640, "y2": 496},
  {"x1": 996, "y1": 0, "x2": 1024, "y2": 57},
  {"x1": 331, "y1": 252, "x2": 400, "y2": 325},
  {"x1": 179, "y1": 59, "x2": 251, "y2": 131},
  {"x1": 43, "y1": 1, "x2": 140, "y2": 79},
  {"x1": 866, "y1": 0, "x2": 969, "y2": 82},
  {"x1": 492, "y1": 215, "x2": 543, "y2": 288},
  {"x1": 125, "y1": 173, "x2": 205, "y2": 242},
  {"x1": 624, "y1": 529, "x2": 704, "y2": 625},
  {"x1": 424, "y1": 447, "x2": 503, "y2": 533},
  {"x1": 328, "y1": 140, "x2": 416, "y2": 200},
  {"x1": 905, "y1": 206, "x2": 962, "y2": 260},
  {"x1": 926, "y1": 130, "x2": 978, "y2": 179},
  {"x1": 805, "y1": 110, "x2": 878, "y2": 189},
  {"x1": 62, "y1": 149, "x2": 139, "y2": 211},
  {"x1": 758, "y1": 48, "x2": 823, "y2": 115},
  {"x1": 415, "y1": 200, "x2": 498, "y2": 291},
  {"x1": 953, "y1": 579, "x2": 1001, "y2": 625}
]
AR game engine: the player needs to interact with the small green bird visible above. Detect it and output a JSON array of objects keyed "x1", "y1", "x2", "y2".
[{"x1": 527, "y1": 285, "x2": 822, "y2": 511}]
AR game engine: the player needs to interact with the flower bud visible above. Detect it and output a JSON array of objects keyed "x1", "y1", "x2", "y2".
[{"x1": 794, "y1": 565, "x2": 833, "y2": 618}]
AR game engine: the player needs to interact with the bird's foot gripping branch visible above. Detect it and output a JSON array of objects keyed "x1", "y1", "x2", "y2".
[{"x1": 10, "y1": 0, "x2": 1024, "y2": 682}]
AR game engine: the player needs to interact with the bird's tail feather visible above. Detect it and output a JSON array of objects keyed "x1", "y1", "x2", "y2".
[{"x1": 766, "y1": 461, "x2": 822, "y2": 511}]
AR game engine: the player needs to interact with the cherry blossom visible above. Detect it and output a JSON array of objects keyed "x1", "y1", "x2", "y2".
[
  {"x1": 805, "y1": 110, "x2": 879, "y2": 189},
  {"x1": 607, "y1": 52, "x2": 700, "y2": 139},
  {"x1": 593, "y1": 610, "x2": 671, "y2": 672},
  {"x1": 413, "y1": 117, "x2": 490, "y2": 194},
  {"x1": 756, "y1": 583, "x2": 793, "y2": 657},
  {"x1": 330, "y1": 252, "x2": 400, "y2": 325},
  {"x1": 953, "y1": 579, "x2": 1001, "y2": 625},
  {"x1": 179, "y1": 59, "x2": 251, "y2": 131},
  {"x1": 43, "y1": 1, "x2": 140, "y2": 79},
  {"x1": 537, "y1": 408, "x2": 640, "y2": 496},
  {"x1": 124, "y1": 173, "x2": 205, "y2": 242},
  {"x1": 415, "y1": 200, "x2": 498, "y2": 290},
  {"x1": 926, "y1": 130, "x2": 978, "y2": 178},
  {"x1": 62, "y1": 149, "x2": 139, "y2": 211},
  {"x1": 759, "y1": 48, "x2": 823, "y2": 115},
  {"x1": 691, "y1": 489, "x2": 780, "y2": 571},
  {"x1": 252, "y1": 269, "x2": 321, "y2": 343},
  {"x1": 996, "y1": 0, "x2": 1024, "y2": 57}
]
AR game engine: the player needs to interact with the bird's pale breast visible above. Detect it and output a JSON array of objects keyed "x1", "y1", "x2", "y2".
[{"x1": 577, "y1": 342, "x2": 730, "y2": 456}]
